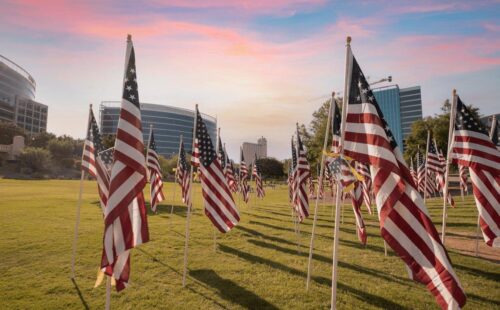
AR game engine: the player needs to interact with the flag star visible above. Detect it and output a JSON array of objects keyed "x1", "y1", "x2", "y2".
[
  {"x1": 126, "y1": 85, "x2": 132, "y2": 91},
  {"x1": 130, "y1": 68, "x2": 135, "y2": 73},
  {"x1": 129, "y1": 94, "x2": 135, "y2": 100}
]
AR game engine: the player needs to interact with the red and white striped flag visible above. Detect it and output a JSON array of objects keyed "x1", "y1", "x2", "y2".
[
  {"x1": 226, "y1": 158, "x2": 238, "y2": 193},
  {"x1": 177, "y1": 136, "x2": 192, "y2": 208},
  {"x1": 295, "y1": 127, "x2": 311, "y2": 221},
  {"x1": 81, "y1": 108, "x2": 98, "y2": 177},
  {"x1": 191, "y1": 139, "x2": 200, "y2": 168},
  {"x1": 147, "y1": 129, "x2": 165, "y2": 213},
  {"x1": 239, "y1": 149, "x2": 250, "y2": 203},
  {"x1": 410, "y1": 157, "x2": 418, "y2": 187},
  {"x1": 458, "y1": 164, "x2": 468, "y2": 196},
  {"x1": 101, "y1": 36, "x2": 149, "y2": 291},
  {"x1": 290, "y1": 138, "x2": 298, "y2": 207},
  {"x1": 451, "y1": 96, "x2": 500, "y2": 247},
  {"x1": 437, "y1": 148, "x2": 455, "y2": 208},
  {"x1": 252, "y1": 155, "x2": 265, "y2": 198},
  {"x1": 351, "y1": 181, "x2": 367, "y2": 245},
  {"x1": 194, "y1": 108, "x2": 240, "y2": 232},
  {"x1": 343, "y1": 50, "x2": 466, "y2": 309},
  {"x1": 355, "y1": 161, "x2": 372, "y2": 214},
  {"x1": 416, "y1": 152, "x2": 426, "y2": 194}
]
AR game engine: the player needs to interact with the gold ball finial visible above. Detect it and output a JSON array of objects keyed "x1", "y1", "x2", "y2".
[
  {"x1": 346, "y1": 36, "x2": 352, "y2": 44},
  {"x1": 127, "y1": 34, "x2": 132, "y2": 41}
]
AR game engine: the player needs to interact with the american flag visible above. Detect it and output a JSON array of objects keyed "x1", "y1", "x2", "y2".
[
  {"x1": 458, "y1": 164, "x2": 468, "y2": 196},
  {"x1": 410, "y1": 157, "x2": 418, "y2": 188},
  {"x1": 351, "y1": 181, "x2": 367, "y2": 244},
  {"x1": 490, "y1": 115, "x2": 498, "y2": 148},
  {"x1": 177, "y1": 136, "x2": 192, "y2": 208},
  {"x1": 147, "y1": 129, "x2": 165, "y2": 213},
  {"x1": 331, "y1": 100, "x2": 342, "y2": 154},
  {"x1": 239, "y1": 149, "x2": 250, "y2": 203},
  {"x1": 451, "y1": 96, "x2": 499, "y2": 247},
  {"x1": 437, "y1": 148, "x2": 455, "y2": 208},
  {"x1": 355, "y1": 161, "x2": 372, "y2": 214},
  {"x1": 295, "y1": 128, "x2": 311, "y2": 221},
  {"x1": 252, "y1": 155, "x2": 265, "y2": 198},
  {"x1": 226, "y1": 157, "x2": 238, "y2": 193},
  {"x1": 191, "y1": 136, "x2": 200, "y2": 168},
  {"x1": 194, "y1": 108, "x2": 240, "y2": 232},
  {"x1": 81, "y1": 108, "x2": 98, "y2": 177},
  {"x1": 426, "y1": 138, "x2": 442, "y2": 174},
  {"x1": 416, "y1": 152, "x2": 426, "y2": 193},
  {"x1": 290, "y1": 138, "x2": 298, "y2": 209},
  {"x1": 342, "y1": 50, "x2": 465, "y2": 309},
  {"x1": 101, "y1": 36, "x2": 149, "y2": 291},
  {"x1": 287, "y1": 164, "x2": 294, "y2": 203},
  {"x1": 308, "y1": 176, "x2": 315, "y2": 199},
  {"x1": 329, "y1": 156, "x2": 359, "y2": 193}
]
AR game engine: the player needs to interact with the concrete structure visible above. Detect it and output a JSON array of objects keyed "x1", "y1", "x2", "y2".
[
  {"x1": 242, "y1": 137, "x2": 267, "y2": 163},
  {"x1": 372, "y1": 85, "x2": 422, "y2": 150},
  {"x1": 0, "y1": 135, "x2": 25, "y2": 160},
  {"x1": 0, "y1": 55, "x2": 48, "y2": 134},
  {"x1": 100, "y1": 102, "x2": 216, "y2": 157}
]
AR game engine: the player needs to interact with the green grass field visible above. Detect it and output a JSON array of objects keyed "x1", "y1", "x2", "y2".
[{"x1": 0, "y1": 179, "x2": 498, "y2": 309}]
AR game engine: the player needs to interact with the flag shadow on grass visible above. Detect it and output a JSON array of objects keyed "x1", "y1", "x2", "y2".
[
  {"x1": 71, "y1": 278, "x2": 89, "y2": 310},
  {"x1": 218, "y1": 244, "x2": 410, "y2": 309},
  {"x1": 247, "y1": 239, "x2": 409, "y2": 285},
  {"x1": 190, "y1": 269, "x2": 279, "y2": 310},
  {"x1": 151, "y1": 204, "x2": 188, "y2": 217}
]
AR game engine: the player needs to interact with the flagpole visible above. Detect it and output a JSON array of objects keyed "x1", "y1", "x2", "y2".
[
  {"x1": 171, "y1": 137, "x2": 182, "y2": 215},
  {"x1": 182, "y1": 104, "x2": 198, "y2": 287},
  {"x1": 105, "y1": 275, "x2": 111, "y2": 310},
  {"x1": 424, "y1": 130, "x2": 431, "y2": 203},
  {"x1": 475, "y1": 214, "x2": 480, "y2": 256},
  {"x1": 441, "y1": 89, "x2": 457, "y2": 244},
  {"x1": 306, "y1": 91, "x2": 334, "y2": 291},
  {"x1": 71, "y1": 103, "x2": 93, "y2": 279},
  {"x1": 331, "y1": 36, "x2": 352, "y2": 310}
]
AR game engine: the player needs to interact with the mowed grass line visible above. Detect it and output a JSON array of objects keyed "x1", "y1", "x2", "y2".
[{"x1": 0, "y1": 179, "x2": 498, "y2": 309}]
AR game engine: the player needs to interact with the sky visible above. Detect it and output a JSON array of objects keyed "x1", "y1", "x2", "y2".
[{"x1": 1, "y1": 0, "x2": 499, "y2": 159}]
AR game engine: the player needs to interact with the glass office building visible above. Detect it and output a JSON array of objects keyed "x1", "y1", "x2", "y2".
[
  {"x1": 0, "y1": 55, "x2": 48, "y2": 134},
  {"x1": 372, "y1": 85, "x2": 422, "y2": 151},
  {"x1": 100, "y1": 102, "x2": 217, "y2": 157}
]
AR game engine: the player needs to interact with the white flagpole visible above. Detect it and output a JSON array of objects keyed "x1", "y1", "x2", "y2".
[
  {"x1": 182, "y1": 105, "x2": 198, "y2": 287},
  {"x1": 441, "y1": 89, "x2": 457, "y2": 244},
  {"x1": 71, "y1": 103, "x2": 92, "y2": 279},
  {"x1": 424, "y1": 130, "x2": 431, "y2": 203},
  {"x1": 105, "y1": 275, "x2": 111, "y2": 310},
  {"x1": 171, "y1": 138, "x2": 182, "y2": 215},
  {"x1": 306, "y1": 92, "x2": 334, "y2": 290},
  {"x1": 475, "y1": 214, "x2": 481, "y2": 256},
  {"x1": 331, "y1": 36, "x2": 352, "y2": 310}
]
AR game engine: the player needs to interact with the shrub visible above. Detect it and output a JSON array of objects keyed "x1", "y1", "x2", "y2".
[
  {"x1": 18, "y1": 147, "x2": 51, "y2": 173},
  {"x1": 48, "y1": 139, "x2": 74, "y2": 160}
]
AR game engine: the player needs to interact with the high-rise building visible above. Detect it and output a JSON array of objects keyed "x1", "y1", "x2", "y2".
[
  {"x1": 0, "y1": 55, "x2": 48, "y2": 134},
  {"x1": 100, "y1": 102, "x2": 216, "y2": 158},
  {"x1": 242, "y1": 137, "x2": 267, "y2": 162},
  {"x1": 372, "y1": 85, "x2": 422, "y2": 150}
]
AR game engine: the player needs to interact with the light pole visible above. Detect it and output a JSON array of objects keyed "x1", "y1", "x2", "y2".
[{"x1": 369, "y1": 75, "x2": 392, "y2": 86}]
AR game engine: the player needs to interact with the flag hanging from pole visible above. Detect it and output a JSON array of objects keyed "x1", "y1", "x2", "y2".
[
  {"x1": 195, "y1": 108, "x2": 240, "y2": 232},
  {"x1": 147, "y1": 129, "x2": 165, "y2": 213},
  {"x1": 451, "y1": 96, "x2": 500, "y2": 247},
  {"x1": 252, "y1": 154, "x2": 265, "y2": 198},
  {"x1": 101, "y1": 35, "x2": 149, "y2": 291},
  {"x1": 177, "y1": 136, "x2": 192, "y2": 208},
  {"x1": 355, "y1": 161, "x2": 372, "y2": 214},
  {"x1": 295, "y1": 127, "x2": 311, "y2": 221},
  {"x1": 81, "y1": 108, "x2": 98, "y2": 177},
  {"x1": 240, "y1": 149, "x2": 250, "y2": 203},
  {"x1": 343, "y1": 49, "x2": 466, "y2": 309}
]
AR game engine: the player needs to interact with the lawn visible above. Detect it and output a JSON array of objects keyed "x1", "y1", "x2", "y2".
[{"x1": 0, "y1": 179, "x2": 498, "y2": 309}]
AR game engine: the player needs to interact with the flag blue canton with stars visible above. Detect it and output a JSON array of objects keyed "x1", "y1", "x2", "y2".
[
  {"x1": 123, "y1": 46, "x2": 139, "y2": 107},
  {"x1": 195, "y1": 109, "x2": 216, "y2": 167},
  {"x1": 455, "y1": 96, "x2": 487, "y2": 135},
  {"x1": 349, "y1": 55, "x2": 398, "y2": 150}
]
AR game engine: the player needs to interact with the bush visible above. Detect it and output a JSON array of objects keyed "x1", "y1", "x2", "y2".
[
  {"x1": 48, "y1": 139, "x2": 74, "y2": 160},
  {"x1": 18, "y1": 147, "x2": 51, "y2": 173}
]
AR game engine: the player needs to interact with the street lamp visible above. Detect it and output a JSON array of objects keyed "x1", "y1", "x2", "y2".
[{"x1": 369, "y1": 75, "x2": 392, "y2": 86}]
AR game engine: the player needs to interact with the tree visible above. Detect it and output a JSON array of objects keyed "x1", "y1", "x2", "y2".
[
  {"x1": 28, "y1": 131, "x2": 56, "y2": 148},
  {"x1": 256, "y1": 157, "x2": 284, "y2": 179},
  {"x1": 158, "y1": 155, "x2": 178, "y2": 179},
  {"x1": 48, "y1": 139, "x2": 74, "y2": 160},
  {"x1": 18, "y1": 147, "x2": 51, "y2": 173},
  {"x1": 102, "y1": 135, "x2": 116, "y2": 149},
  {"x1": 0, "y1": 122, "x2": 25, "y2": 144}
]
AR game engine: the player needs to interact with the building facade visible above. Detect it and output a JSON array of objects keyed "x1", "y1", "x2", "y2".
[
  {"x1": 100, "y1": 102, "x2": 216, "y2": 157},
  {"x1": 372, "y1": 85, "x2": 422, "y2": 150},
  {"x1": 242, "y1": 137, "x2": 267, "y2": 163},
  {"x1": 0, "y1": 55, "x2": 48, "y2": 134}
]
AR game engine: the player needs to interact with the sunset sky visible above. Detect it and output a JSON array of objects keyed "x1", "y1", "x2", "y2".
[{"x1": 1, "y1": 0, "x2": 499, "y2": 159}]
